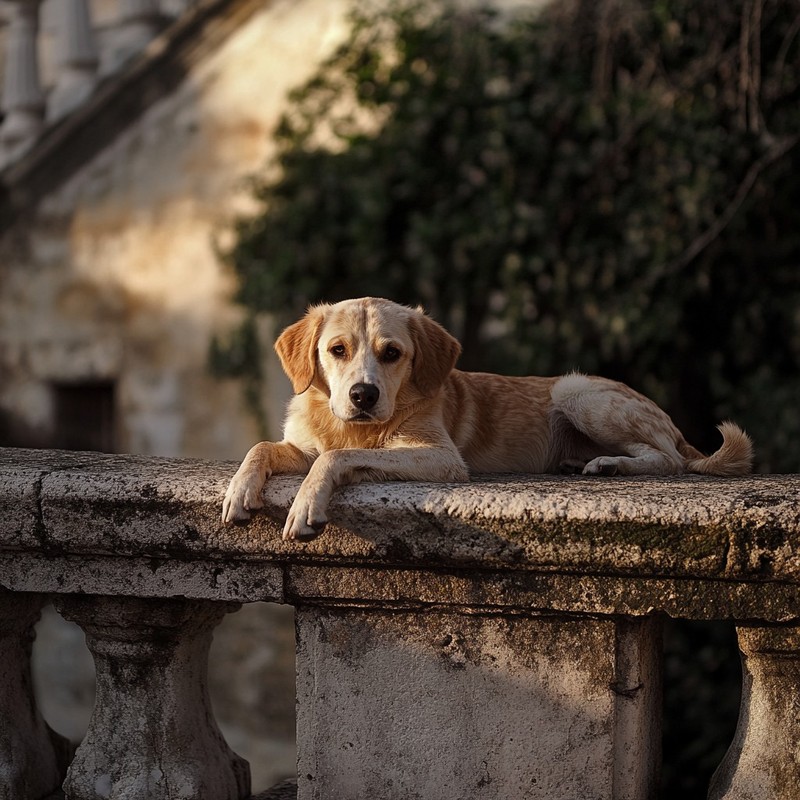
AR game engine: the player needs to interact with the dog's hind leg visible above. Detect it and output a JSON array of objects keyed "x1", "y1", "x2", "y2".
[
  {"x1": 581, "y1": 444, "x2": 680, "y2": 476},
  {"x1": 551, "y1": 374, "x2": 685, "y2": 477}
]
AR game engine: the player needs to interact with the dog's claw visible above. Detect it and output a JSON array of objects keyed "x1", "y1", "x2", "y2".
[
  {"x1": 282, "y1": 515, "x2": 327, "y2": 542},
  {"x1": 222, "y1": 507, "x2": 251, "y2": 524},
  {"x1": 296, "y1": 522, "x2": 326, "y2": 542},
  {"x1": 282, "y1": 494, "x2": 328, "y2": 541}
]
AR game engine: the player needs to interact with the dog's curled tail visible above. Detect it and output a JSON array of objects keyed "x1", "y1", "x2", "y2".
[{"x1": 683, "y1": 421, "x2": 754, "y2": 476}]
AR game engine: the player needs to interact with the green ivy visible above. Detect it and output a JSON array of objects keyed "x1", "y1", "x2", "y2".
[{"x1": 220, "y1": 0, "x2": 800, "y2": 469}]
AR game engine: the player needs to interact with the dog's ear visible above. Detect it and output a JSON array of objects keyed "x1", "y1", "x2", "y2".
[
  {"x1": 274, "y1": 306, "x2": 327, "y2": 394},
  {"x1": 409, "y1": 311, "x2": 461, "y2": 397}
]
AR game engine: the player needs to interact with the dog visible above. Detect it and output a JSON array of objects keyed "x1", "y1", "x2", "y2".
[{"x1": 222, "y1": 297, "x2": 753, "y2": 541}]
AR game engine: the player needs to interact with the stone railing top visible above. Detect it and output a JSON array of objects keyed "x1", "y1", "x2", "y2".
[{"x1": 1, "y1": 447, "x2": 799, "y2": 621}]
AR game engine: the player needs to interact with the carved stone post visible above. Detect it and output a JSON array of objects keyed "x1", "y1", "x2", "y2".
[
  {"x1": 0, "y1": 592, "x2": 72, "y2": 800},
  {"x1": 56, "y1": 596, "x2": 251, "y2": 800},
  {"x1": 0, "y1": 0, "x2": 44, "y2": 161},
  {"x1": 709, "y1": 625, "x2": 800, "y2": 799},
  {"x1": 101, "y1": 0, "x2": 162, "y2": 74},
  {"x1": 48, "y1": 0, "x2": 99, "y2": 120}
]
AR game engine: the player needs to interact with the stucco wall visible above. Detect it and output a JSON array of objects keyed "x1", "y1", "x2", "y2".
[{"x1": 0, "y1": 0, "x2": 352, "y2": 457}]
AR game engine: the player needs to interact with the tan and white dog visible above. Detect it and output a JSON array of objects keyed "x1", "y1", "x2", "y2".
[{"x1": 222, "y1": 297, "x2": 753, "y2": 541}]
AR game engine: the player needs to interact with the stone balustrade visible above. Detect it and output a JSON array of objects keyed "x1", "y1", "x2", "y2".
[
  {"x1": 1, "y1": 446, "x2": 800, "y2": 799},
  {"x1": 0, "y1": 0, "x2": 194, "y2": 165}
]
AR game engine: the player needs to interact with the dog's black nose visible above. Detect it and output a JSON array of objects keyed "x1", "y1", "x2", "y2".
[{"x1": 350, "y1": 383, "x2": 380, "y2": 411}]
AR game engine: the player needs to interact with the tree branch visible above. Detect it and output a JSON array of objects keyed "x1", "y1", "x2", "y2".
[{"x1": 667, "y1": 134, "x2": 799, "y2": 274}]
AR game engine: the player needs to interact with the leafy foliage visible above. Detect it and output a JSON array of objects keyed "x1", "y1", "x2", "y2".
[{"x1": 222, "y1": 0, "x2": 800, "y2": 468}]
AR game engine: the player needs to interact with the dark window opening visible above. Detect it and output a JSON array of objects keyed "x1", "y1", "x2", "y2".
[{"x1": 53, "y1": 382, "x2": 116, "y2": 453}]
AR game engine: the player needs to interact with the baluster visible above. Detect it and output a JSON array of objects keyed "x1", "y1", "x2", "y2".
[
  {"x1": 47, "y1": 0, "x2": 99, "y2": 120},
  {"x1": 0, "y1": 0, "x2": 44, "y2": 162},
  {"x1": 0, "y1": 592, "x2": 72, "y2": 800},
  {"x1": 55, "y1": 596, "x2": 251, "y2": 800},
  {"x1": 709, "y1": 625, "x2": 800, "y2": 799},
  {"x1": 101, "y1": 0, "x2": 162, "y2": 74}
]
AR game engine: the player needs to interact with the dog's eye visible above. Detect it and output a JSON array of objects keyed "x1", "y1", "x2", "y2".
[
  {"x1": 329, "y1": 344, "x2": 347, "y2": 359},
  {"x1": 383, "y1": 345, "x2": 402, "y2": 362}
]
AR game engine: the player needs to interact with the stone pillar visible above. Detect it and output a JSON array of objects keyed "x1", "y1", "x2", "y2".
[
  {"x1": 56, "y1": 596, "x2": 251, "y2": 800},
  {"x1": 709, "y1": 625, "x2": 800, "y2": 800},
  {"x1": 295, "y1": 606, "x2": 661, "y2": 800},
  {"x1": 101, "y1": 0, "x2": 162, "y2": 74},
  {"x1": 0, "y1": 0, "x2": 44, "y2": 161},
  {"x1": 0, "y1": 592, "x2": 72, "y2": 800},
  {"x1": 47, "y1": 0, "x2": 99, "y2": 120}
]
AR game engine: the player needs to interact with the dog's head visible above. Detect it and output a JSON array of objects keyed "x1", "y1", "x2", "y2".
[{"x1": 275, "y1": 297, "x2": 461, "y2": 423}]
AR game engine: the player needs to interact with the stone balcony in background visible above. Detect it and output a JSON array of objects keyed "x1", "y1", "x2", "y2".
[{"x1": 1, "y1": 446, "x2": 800, "y2": 799}]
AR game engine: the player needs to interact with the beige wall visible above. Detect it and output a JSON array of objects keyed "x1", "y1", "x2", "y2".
[{"x1": 0, "y1": 0, "x2": 351, "y2": 457}]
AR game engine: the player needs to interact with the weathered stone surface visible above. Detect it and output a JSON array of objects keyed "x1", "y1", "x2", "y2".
[
  {"x1": 295, "y1": 607, "x2": 660, "y2": 800},
  {"x1": 0, "y1": 448, "x2": 91, "y2": 550},
  {"x1": 709, "y1": 625, "x2": 800, "y2": 800},
  {"x1": 38, "y1": 452, "x2": 252, "y2": 557},
  {"x1": 286, "y1": 564, "x2": 800, "y2": 622},
  {"x1": 1, "y1": 448, "x2": 800, "y2": 619},
  {"x1": 0, "y1": 551, "x2": 283, "y2": 602},
  {"x1": 3, "y1": 449, "x2": 800, "y2": 799},
  {"x1": 56, "y1": 595, "x2": 250, "y2": 800}
]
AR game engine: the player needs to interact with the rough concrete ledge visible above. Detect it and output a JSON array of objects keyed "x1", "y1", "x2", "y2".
[{"x1": 1, "y1": 447, "x2": 799, "y2": 620}]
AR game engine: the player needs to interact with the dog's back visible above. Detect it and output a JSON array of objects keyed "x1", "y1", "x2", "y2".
[
  {"x1": 441, "y1": 371, "x2": 558, "y2": 473},
  {"x1": 443, "y1": 370, "x2": 753, "y2": 477}
]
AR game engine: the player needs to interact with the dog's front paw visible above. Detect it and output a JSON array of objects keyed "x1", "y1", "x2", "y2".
[
  {"x1": 222, "y1": 471, "x2": 266, "y2": 524},
  {"x1": 282, "y1": 489, "x2": 328, "y2": 542}
]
